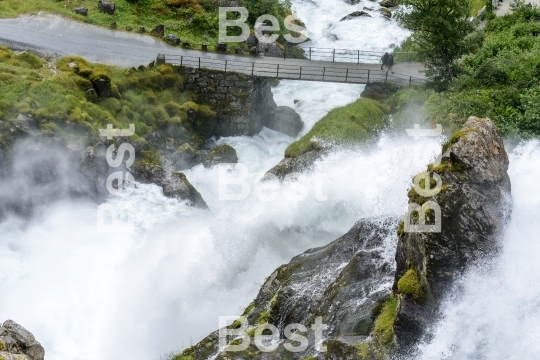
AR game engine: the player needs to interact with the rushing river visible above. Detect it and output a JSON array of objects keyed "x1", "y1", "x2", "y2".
[{"x1": 0, "y1": 1, "x2": 538, "y2": 360}]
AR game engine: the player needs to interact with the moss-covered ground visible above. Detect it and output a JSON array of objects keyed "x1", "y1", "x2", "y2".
[
  {"x1": 0, "y1": 46, "x2": 216, "y2": 154},
  {"x1": 284, "y1": 98, "x2": 386, "y2": 158}
]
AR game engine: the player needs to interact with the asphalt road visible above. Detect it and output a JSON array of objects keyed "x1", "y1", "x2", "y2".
[{"x1": 0, "y1": 14, "x2": 426, "y2": 83}]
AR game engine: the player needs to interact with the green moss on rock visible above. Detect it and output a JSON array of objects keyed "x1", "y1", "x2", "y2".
[
  {"x1": 397, "y1": 270, "x2": 425, "y2": 301},
  {"x1": 372, "y1": 294, "x2": 397, "y2": 347}
]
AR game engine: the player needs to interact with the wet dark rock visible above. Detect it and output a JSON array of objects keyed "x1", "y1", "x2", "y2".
[
  {"x1": 73, "y1": 7, "x2": 88, "y2": 16},
  {"x1": 133, "y1": 161, "x2": 208, "y2": 209},
  {"x1": 379, "y1": 7, "x2": 392, "y2": 18},
  {"x1": 266, "y1": 106, "x2": 303, "y2": 138},
  {"x1": 110, "y1": 21, "x2": 117, "y2": 29},
  {"x1": 234, "y1": 47, "x2": 243, "y2": 55},
  {"x1": 165, "y1": 34, "x2": 180, "y2": 45},
  {"x1": 393, "y1": 116, "x2": 512, "y2": 347},
  {"x1": 340, "y1": 11, "x2": 371, "y2": 21},
  {"x1": 171, "y1": 143, "x2": 203, "y2": 170},
  {"x1": 181, "y1": 217, "x2": 397, "y2": 359},
  {"x1": 202, "y1": 144, "x2": 238, "y2": 168},
  {"x1": 125, "y1": 25, "x2": 133, "y2": 31},
  {"x1": 0, "y1": 320, "x2": 45, "y2": 360},
  {"x1": 98, "y1": 0, "x2": 115, "y2": 15},
  {"x1": 137, "y1": 26, "x2": 146, "y2": 33},
  {"x1": 263, "y1": 149, "x2": 324, "y2": 181},
  {"x1": 379, "y1": 0, "x2": 397, "y2": 7}
]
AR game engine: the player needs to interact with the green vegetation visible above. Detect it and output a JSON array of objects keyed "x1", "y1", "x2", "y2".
[
  {"x1": 397, "y1": 270, "x2": 425, "y2": 301},
  {"x1": 428, "y1": 4, "x2": 540, "y2": 136},
  {"x1": 395, "y1": 0, "x2": 475, "y2": 89},
  {"x1": 172, "y1": 356, "x2": 193, "y2": 360},
  {"x1": 471, "y1": 0, "x2": 489, "y2": 17},
  {"x1": 354, "y1": 343, "x2": 369, "y2": 359},
  {"x1": 0, "y1": 0, "x2": 293, "y2": 49},
  {"x1": 257, "y1": 310, "x2": 270, "y2": 325},
  {"x1": 372, "y1": 295, "x2": 398, "y2": 347},
  {"x1": 0, "y1": 46, "x2": 218, "y2": 157},
  {"x1": 284, "y1": 98, "x2": 385, "y2": 157}
]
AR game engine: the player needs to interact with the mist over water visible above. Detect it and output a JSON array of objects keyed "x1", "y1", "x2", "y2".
[{"x1": 417, "y1": 140, "x2": 540, "y2": 360}]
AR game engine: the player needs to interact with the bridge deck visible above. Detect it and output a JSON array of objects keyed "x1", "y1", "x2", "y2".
[{"x1": 163, "y1": 54, "x2": 426, "y2": 86}]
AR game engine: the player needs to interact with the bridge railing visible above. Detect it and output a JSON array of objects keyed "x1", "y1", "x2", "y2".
[
  {"x1": 264, "y1": 45, "x2": 420, "y2": 64},
  {"x1": 161, "y1": 54, "x2": 426, "y2": 86}
]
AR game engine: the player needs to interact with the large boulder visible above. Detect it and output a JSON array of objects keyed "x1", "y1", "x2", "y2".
[
  {"x1": 202, "y1": 144, "x2": 238, "y2": 168},
  {"x1": 265, "y1": 106, "x2": 303, "y2": 138},
  {"x1": 181, "y1": 218, "x2": 397, "y2": 359},
  {"x1": 171, "y1": 143, "x2": 203, "y2": 170},
  {"x1": 0, "y1": 320, "x2": 45, "y2": 360},
  {"x1": 97, "y1": 0, "x2": 115, "y2": 15},
  {"x1": 393, "y1": 116, "x2": 512, "y2": 347},
  {"x1": 133, "y1": 161, "x2": 208, "y2": 209}
]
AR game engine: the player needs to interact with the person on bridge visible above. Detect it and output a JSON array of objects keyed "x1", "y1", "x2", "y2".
[
  {"x1": 387, "y1": 53, "x2": 394, "y2": 74},
  {"x1": 381, "y1": 52, "x2": 389, "y2": 70}
]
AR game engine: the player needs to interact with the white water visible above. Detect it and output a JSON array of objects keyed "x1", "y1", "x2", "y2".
[
  {"x1": 417, "y1": 140, "x2": 540, "y2": 360},
  {"x1": 0, "y1": 1, "x2": 453, "y2": 360}
]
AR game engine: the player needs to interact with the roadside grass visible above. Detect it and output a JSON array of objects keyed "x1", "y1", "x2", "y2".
[
  {"x1": 0, "y1": 0, "x2": 294, "y2": 53},
  {"x1": 0, "y1": 0, "x2": 220, "y2": 45},
  {"x1": 284, "y1": 97, "x2": 386, "y2": 158}
]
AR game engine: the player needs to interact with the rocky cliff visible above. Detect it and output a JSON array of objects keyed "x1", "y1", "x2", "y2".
[
  {"x1": 0, "y1": 320, "x2": 44, "y2": 360},
  {"x1": 180, "y1": 116, "x2": 512, "y2": 359},
  {"x1": 393, "y1": 116, "x2": 512, "y2": 348}
]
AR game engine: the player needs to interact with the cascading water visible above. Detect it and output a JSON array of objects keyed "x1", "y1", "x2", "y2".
[
  {"x1": 416, "y1": 140, "x2": 540, "y2": 360},
  {"x1": 5, "y1": 1, "x2": 535, "y2": 360}
]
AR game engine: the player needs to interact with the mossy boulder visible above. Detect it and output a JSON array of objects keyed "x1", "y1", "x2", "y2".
[
  {"x1": 202, "y1": 144, "x2": 238, "y2": 168},
  {"x1": 393, "y1": 116, "x2": 512, "y2": 347},
  {"x1": 171, "y1": 143, "x2": 203, "y2": 170}
]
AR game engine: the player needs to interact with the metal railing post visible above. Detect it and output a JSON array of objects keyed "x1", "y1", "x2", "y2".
[
  {"x1": 224, "y1": 60, "x2": 227, "y2": 73},
  {"x1": 345, "y1": 68, "x2": 348, "y2": 82},
  {"x1": 198, "y1": 57, "x2": 201, "y2": 69},
  {"x1": 409, "y1": 76, "x2": 412, "y2": 87},
  {"x1": 277, "y1": 64, "x2": 279, "y2": 77},
  {"x1": 252, "y1": 62, "x2": 254, "y2": 77},
  {"x1": 323, "y1": 67, "x2": 326, "y2": 80},
  {"x1": 367, "y1": 69, "x2": 370, "y2": 84},
  {"x1": 333, "y1": 49, "x2": 335, "y2": 63},
  {"x1": 299, "y1": 66, "x2": 302, "y2": 79},
  {"x1": 309, "y1": 47, "x2": 312, "y2": 61},
  {"x1": 181, "y1": 56, "x2": 183, "y2": 67}
]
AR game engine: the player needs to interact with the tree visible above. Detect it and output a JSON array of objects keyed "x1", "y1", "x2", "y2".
[{"x1": 395, "y1": 0, "x2": 474, "y2": 90}]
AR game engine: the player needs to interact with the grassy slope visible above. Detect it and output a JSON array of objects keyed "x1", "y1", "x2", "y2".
[
  {"x1": 0, "y1": 46, "x2": 215, "y2": 148},
  {"x1": 285, "y1": 98, "x2": 386, "y2": 158}
]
